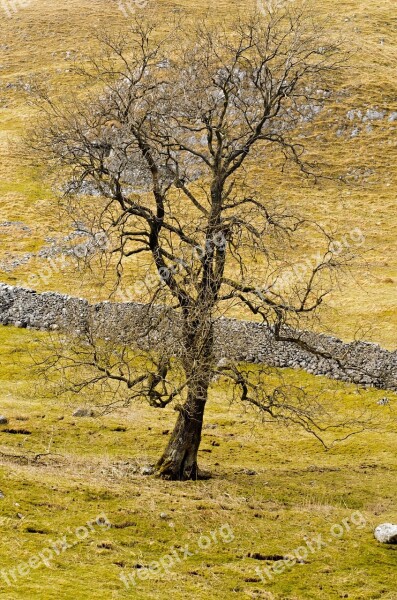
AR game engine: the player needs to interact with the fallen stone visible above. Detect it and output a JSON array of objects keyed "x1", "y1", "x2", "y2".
[
  {"x1": 72, "y1": 408, "x2": 95, "y2": 417},
  {"x1": 377, "y1": 397, "x2": 390, "y2": 406},
  {"x1": 374, "y1": 523, "x2": 397, "y2": 544},
  {"x1": 237, "y1": 468, "x2": 257, "y2": 476},
  {"x1": 0, "y1": 415, "x2": 8, "y2": 425},
  {"x1": 364, "y1": 109, "x2": 386, "y2": 121},
  {"x1": 141, "y1": 466, "x2": 154, "y2": 476}
]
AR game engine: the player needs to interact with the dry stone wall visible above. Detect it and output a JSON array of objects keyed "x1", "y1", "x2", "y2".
[{"x1": 0, "y1": 283, "x2": 396, "y2": 391}]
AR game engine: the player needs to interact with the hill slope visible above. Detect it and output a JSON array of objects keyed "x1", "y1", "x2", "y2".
[{"x1": 0, "y1": 0, "x2": 396, "y2": 346}]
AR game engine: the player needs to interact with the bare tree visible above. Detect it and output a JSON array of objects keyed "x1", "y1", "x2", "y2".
[{"x1": 31, "y1": 7, "x2": 364, "y2": 480}]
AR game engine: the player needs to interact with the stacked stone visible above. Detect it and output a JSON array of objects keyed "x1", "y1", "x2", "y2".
[{"x1": 0, "y1": 283, "x2": 395, "y2": 391}]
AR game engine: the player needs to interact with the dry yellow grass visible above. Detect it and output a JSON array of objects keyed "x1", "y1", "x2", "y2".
[{"x1": 0, "y1": 0, "x2": 396, "y2": 347}]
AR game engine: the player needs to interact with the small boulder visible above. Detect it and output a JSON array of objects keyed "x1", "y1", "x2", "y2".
[
  {"x1": 141, "y1": 466, "x2": 154, "y2": 476},
  {"x1": 377, "y1": 397, "x2": 390, "y2": 406},
  {"x1": 238, "y1": 468, "x2": 257, "y2": 476},
  {"x1": 72, "y1": 408, "x2": 95, "y2": 417},
  {"x1": 217, "y1": 357, "x2": 229, "y2": 368},
  {"x1": 0, "y1": 416, "x2": 9, "y2": 425},
  {"x1": 374, "y1": 523, "x2": 397, "y2": 544}
]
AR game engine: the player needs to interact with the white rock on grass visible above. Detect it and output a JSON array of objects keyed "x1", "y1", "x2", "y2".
[
  {"x1": 377, "y1": 397, "x2": 390, "y2": 406},
  {"x1": 141, "y1": 466, "x2": 154, "y2": 476},
  {"x1": 374, "y1": 523, "x2": 397, "y2": 544}
]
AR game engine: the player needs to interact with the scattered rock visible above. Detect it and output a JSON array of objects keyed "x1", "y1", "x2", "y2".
[
  {"x1": 217, "y1": 357, "x2": 229, "y2": 368},
  {"x1": 347, "y1": 109, "x2": 359, "y2": 120},
  {"x1": 72, "y1": 408, "x2": 95, "y2": 417},
  {"x1": 0, "y1": 416, "x2": 9, "y2": 425},
  {"x1": 238, "y1": 468, "x2": 257, "y2": 476},
  {"x1": 0, "y1": 221, "x2": 31, "y2": 232},
  {"x1": 377, "y1": 397, "x2": 390, "y2": 406},
  {"x1": 160, "y1": 512, "x2": 169, "y2": 520},
  {"x1": 157, "y1": 59, "x2": 170, "y2": 69},
  {"x1": 363, "y1": 109, "x2": 386, "y2": 121},
  {"x1": 374, "y1": 523, "x2": 397, "y2": 544},
  {"x1": 0, "y1": 490, "x2": 4, "y2": 499},
  {"x1": 141, "y1": 466, "x2": 154, "y2": 476}
]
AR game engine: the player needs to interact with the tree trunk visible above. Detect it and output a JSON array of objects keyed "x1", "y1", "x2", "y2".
[
  {"x1": 156, "y1": 376, "x2": 210, "y2": 481},
  {"x1": 157, "y1": 293, "x2": 215, "y2": 480}
]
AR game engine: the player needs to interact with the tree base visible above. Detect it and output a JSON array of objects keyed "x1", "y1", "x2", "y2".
[
  {"x1": 156, "y1": 390, "x2": 209, "y2": 481},
  {"x1": 156, "y1": 460, "x2": 211, "y2": 481}
]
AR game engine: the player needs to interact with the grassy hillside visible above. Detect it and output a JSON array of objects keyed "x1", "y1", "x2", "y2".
[
  {"x1": 0, "y1": 0, "x2": 396, "y2": 347},
  {"x1": 0, "y1": 326, "x2": 397, "y2": 599},
  {"x1": 0, "y1": 3, "x2": 396, "y2": 598}
]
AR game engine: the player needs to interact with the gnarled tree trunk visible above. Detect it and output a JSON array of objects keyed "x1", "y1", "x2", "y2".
[
  {"x1": 156, "y1": 384, "x2": 209, "y2": 480},
  {"x1": 157, "y1": 315, "x2": 214, "y2": 480}
]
